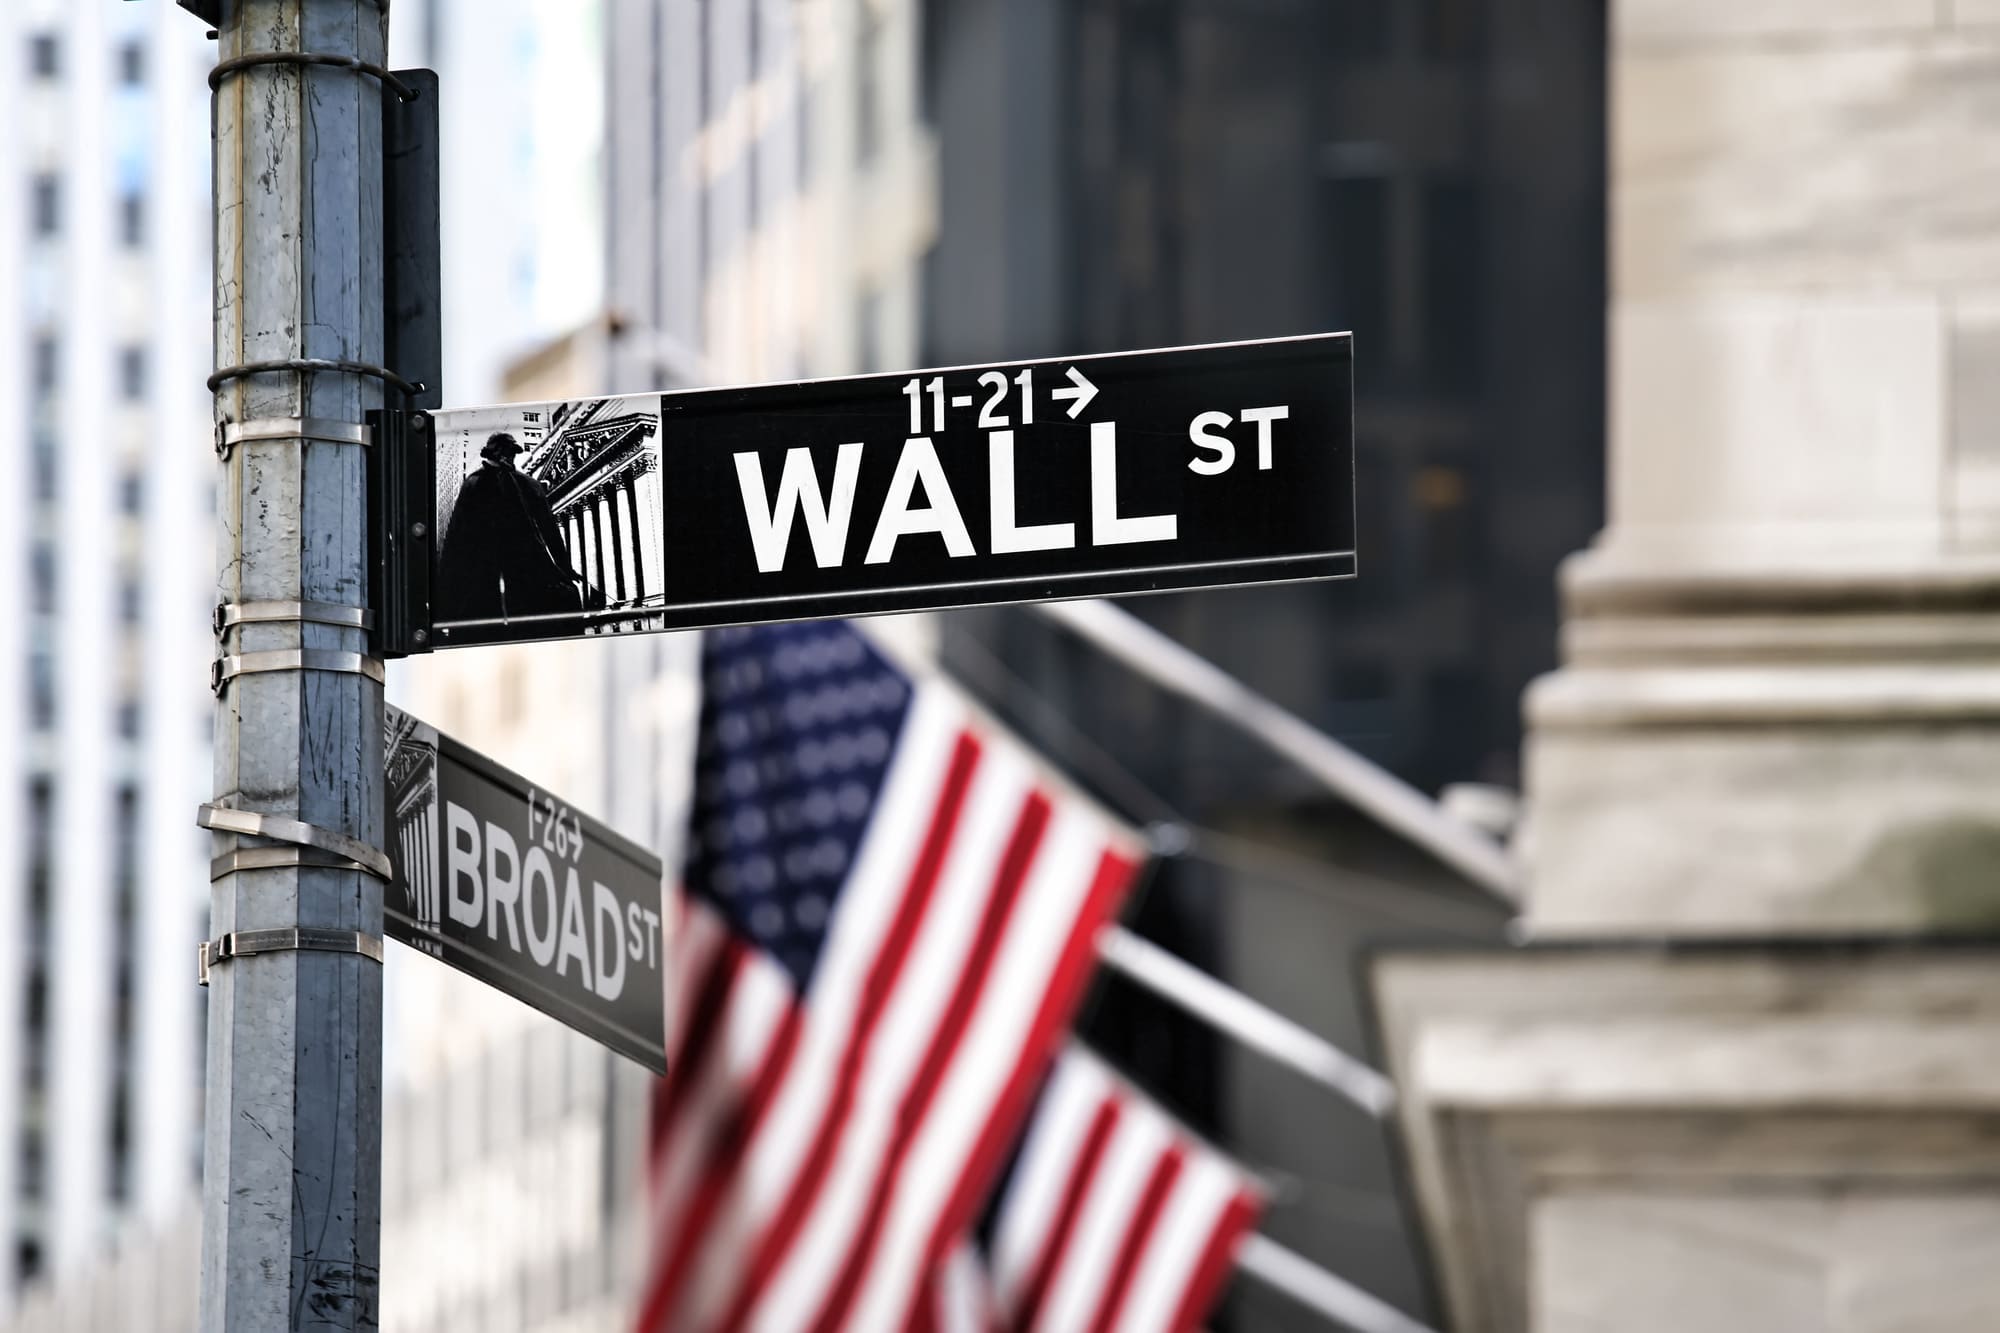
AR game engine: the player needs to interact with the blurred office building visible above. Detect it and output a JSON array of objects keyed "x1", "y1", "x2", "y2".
[
  {"x1": 602, "y1": 0, "x2": 936, "y2": 389},
  {"x1": 927, "y1": 0, "x2": 1605, "y2": 794},
  {"x1": 364, "y1": 4, "x2": 934, "y2": 1330},
  {"x1": 378, "y1": 337, "x2": 671, "y2": 1333},
  {"x1": 378, "y1": 6, "x2": 667, "y2": 1333},
  {"x1": 3, "y1": 3, "x2": 627, "y2": 1330},
  {"x1": 8, "y1": 1025, "x2": 646, "y2": 1333},
  {"x1": 380, "y1": 0, "x2": 946, "y2": 1311},
  {"x1": 923, "y1": 1, "x2": 1598, "y2": 1325},
  {"x1": 387, "y1": 0, "x2": 608, "y2": 405},
  {"x1": 0, "y1": 0, "x2": 215, "y2": 1307}
]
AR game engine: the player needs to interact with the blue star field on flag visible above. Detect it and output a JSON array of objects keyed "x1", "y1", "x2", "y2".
[{"x1": 684, "y1": 623, "x2": 913, "y2": 988}]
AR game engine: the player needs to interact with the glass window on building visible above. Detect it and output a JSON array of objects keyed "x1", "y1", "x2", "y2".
[
  {"x1": 24, "y1": 779, "x2": 53, "y2": 1171},
  {"x1": 1422, "y1": 176, "x2": 1483, "y2": 395},
  {"x1": 796, "y1": 77, "x2": 815, "y2": 187},
  {"x1": 120, "y1": 191, "x2": 145, "y2": 248},
  {"x1": 22, "y1": 970, "x2": 45, "y2": 1037},
  {"x1": 1424, "y1": 0, "x2": 1483, "y2": 62},
  {"x1": 1329, "y1": 4, "x2": 1393, "y2": 60},
  {"x1": 119, "y1": 345, "x2": 146, "y2": 400},
  {"x1": 115, "y1": 785, "x2": 138, "y2": 906},
  {"x1": 29, "y1": 652, "x2": 56, "y2": 731},
  {"x1": 857, "y1": 283, "x2": 884, "y2": 374},
  {"x1": 31, "y1": 431, "x2": 58, "y2": 503},
  {"x1": 16, "y1": 1133, "x2": 42, "y2": 1204},
  {"x1": 22, "y1": 968, "x2": 46, "y2": 1097},
  {"x1": 1415, "y1": 461, "x2": 1472, "y2": 580},
  {"x1": 31, "y1": 174, "x2": 58, "y2": 236},
  {"x1": 118, "y1": 38, "x2": 145, "y2": 86},
  {"x1": 29, "y1": 33, "x2": 58, "y2": 80},
  {"x1": 31, "y1": 335, "x2": 57, "y2": 394},
  {"x1": 108, "y1": 1082, "x2": 132, "y2": 1203},
  {"x1": 13, "y1": 1236, "x2": 40, "y2": 1287},
  {"x1": 855, "y1": 6, "x2": 885, "y2": 166},
  {"x1": 30, "y1": 543, "x2": 56, "y2": 615},
  {"x1": 120, "y1": 467, "x2": 144, "y2": 515},
  {"x1": 110, "y1": 785, "x2": 138, "y2": 1201},
  {"x1": 27, "y1": 780, "x2": 51, "y2": 931}
]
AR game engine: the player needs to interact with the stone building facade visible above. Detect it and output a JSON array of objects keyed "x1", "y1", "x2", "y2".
[{"x1": 1374, "y1": 4, "x2": 2000, "y2": 1329}]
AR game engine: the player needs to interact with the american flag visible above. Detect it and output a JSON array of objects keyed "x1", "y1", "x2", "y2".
[
  {"x1": 639, "y1": 621, "x2": 1144, "y2": 1330},
  {"x1": 970, "y1": 1045, "x2": 1267, "y2": 1331}
]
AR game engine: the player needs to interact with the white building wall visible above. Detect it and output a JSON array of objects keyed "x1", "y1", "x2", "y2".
[
  {"x1": 47, "y1": 0, "x2": 117, "y2": 1271},
  {"x1": 381, "y1": 6, "x2": 653, "y2": 1332},
  {"x1": 605, "y1": 0, "x2": 935, "y2": 390},
  {"x1": 380, "y1": 1022, "x2": 643, "y2": 1333},
  {"x1": 0, "y1": 0, "x2": 31, "y2": 1307},
  {"x1": 0, "y1": 0, "x2": 936, "y2": 1323},
  {"x1": 0, "y1": 1018, "x2": 646, "y2": 1333},
  {"x1": 387, "y1": 0, "x2": 607, "y2": 407},
  {"x1": 3, "y1": 1207, "x2": 198, "y2": 1333},
  {"x1": 0, "y1": 0, "x2": 214, "y2": 1306},
  {"x1": 132, "y1": 0, "x2": 215, "y2": 1232}
]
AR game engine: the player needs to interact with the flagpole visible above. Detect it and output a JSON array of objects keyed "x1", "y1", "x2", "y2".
[
  {"x1": 856, "y1": 614, "x2": 1400, "y2": 1116},
  {"x1": 1029, "y1": 599, "x2": 1520, "y2": 902},
  {"x1": 1236, "y1": 1233, "x2": 1440, "y2": 1333},
  {"x1": 1096, "y1": 926, "x2": 1395, "y2": 1117}
]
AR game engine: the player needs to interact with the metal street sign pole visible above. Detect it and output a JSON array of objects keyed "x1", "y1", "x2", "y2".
[
  {"x1": 202, "y1": 2, "x2": 389, "y2": 1327},
  {"x1": 384, "y1": 333, "x2": 1355, "y2": 652}
]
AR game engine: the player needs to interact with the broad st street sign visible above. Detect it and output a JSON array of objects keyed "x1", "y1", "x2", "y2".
[
  {"x1": 400, "y1": 333, "x2": 1353, "y2": 650},
  {"x1": 384, "y1": 707, "x2": 668, "y2": 1073}
]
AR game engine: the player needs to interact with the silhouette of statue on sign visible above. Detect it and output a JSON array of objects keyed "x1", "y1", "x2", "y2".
[{"x1": 436, "y1": 432, "x2": 588, "y2": 625}]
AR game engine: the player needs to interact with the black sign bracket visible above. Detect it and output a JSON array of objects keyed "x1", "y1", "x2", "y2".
[
  {"x1": 369, "y1": 407, "x2": 437, "y2": 658},
  {"x1": 383, "y1": 68, "x2": 443, "y2": 410}
]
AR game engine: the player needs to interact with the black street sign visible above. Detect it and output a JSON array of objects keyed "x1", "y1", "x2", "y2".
[
  {"x1": 411, "y1": 333, "x2": 1353, "y2": 650},
  {"x1": 384, "y1": 707, "x2": 667, "y2": 1073}
]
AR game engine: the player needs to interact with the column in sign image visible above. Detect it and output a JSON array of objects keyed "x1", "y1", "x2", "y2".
[{"x1": 385, "y1": 710, "x2": 444, "y2": 956}]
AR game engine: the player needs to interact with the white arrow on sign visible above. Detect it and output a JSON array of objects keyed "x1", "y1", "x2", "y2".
[{"x1": 1052, "y1": 366, "x2": 1099, "y2": 419}]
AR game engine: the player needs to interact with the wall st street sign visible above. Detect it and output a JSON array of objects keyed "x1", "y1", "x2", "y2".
[
  {"x1": 385, "y1": 334, "x2": 1353, "y2": 651},
  {"x1": 384, "y1": 707, "x2": 668, "y2": 1073}
]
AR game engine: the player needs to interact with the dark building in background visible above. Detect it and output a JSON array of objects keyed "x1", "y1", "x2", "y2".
[{"x1": 923, "y1": 1, "x2": 1604, "y2": 1324}]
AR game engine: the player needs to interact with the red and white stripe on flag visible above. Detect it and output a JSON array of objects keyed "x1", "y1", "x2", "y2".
[
  {"x1": 980, "y1": 1045, "x2": 1267, "y2": 1333},
  {"x1": 639, "y1": 675, "x2": 1145, "y2": 1332}
]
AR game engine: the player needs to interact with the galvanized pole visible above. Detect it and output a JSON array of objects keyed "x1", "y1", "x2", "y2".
[{"x1": 203, "y1": 1, "x2": 386, "y2": 1328}]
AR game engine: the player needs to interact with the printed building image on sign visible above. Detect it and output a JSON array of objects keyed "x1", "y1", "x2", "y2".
[
  {"x1": 426, "y1": 333, "x2": 1354, "y2": 648},
  {"x1": 431, "y1": 396, "x2": 667, "y2": 634},
  {"x1": 384, "y1": 706, "x2": 669, "y2": 1073}
]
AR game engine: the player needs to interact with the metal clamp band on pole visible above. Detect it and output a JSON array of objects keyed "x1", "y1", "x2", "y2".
[
  {"x1": 197, "y1": 803, "x2": 393, "y2": 882},
  {"x1": 210, "y1": 847, "x2": 375, "y2": 881},
  {"x1": 198, "y1": 928, "x2": 386, "y2": 987},
  {"x1": 208, "y1": 50, "x2": 419, "y2": 102},
  {"x1": 207, "y1": 358, "x2": 424, "y2": 398},
  {"x1": 211, "y1": 648, "x2": 386, "y2": 694},
  {"x1": 215, "y1": 416, "x2": 373, "y2": 458},
  {"x1": 213, "y1": 599, "x2": 375, "y2": 636}
]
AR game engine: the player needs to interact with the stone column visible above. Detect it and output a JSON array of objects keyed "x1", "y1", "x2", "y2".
[
  {"x1": 1527, "y1": 2, "x2": 2000, "y2": 935},
  {"x1": 1372, "y1": 7, "x2": 2000, "y2": 1331}
]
